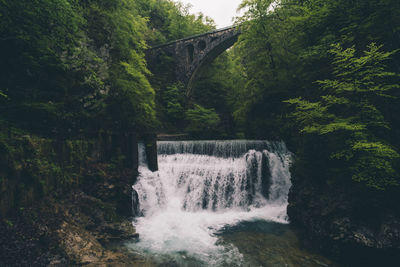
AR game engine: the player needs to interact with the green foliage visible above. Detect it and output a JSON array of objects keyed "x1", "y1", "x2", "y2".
[
  {"x1": 225, "y1": 0, "x2": 400, "y2": 191},
  {"x1": 4, "y1": 219, "x2": 13, "y2": 228},
  {"x1": 0, "y1": 132, "x2": 101, "y2": 216},
  {"x1": 3, "y1": 134, "x2": 90, "y2": 184},
  {"x1": 108, "y1": 59, "x2": 156, "y2": 131},
  {"x1": 185, "y1": 104, "x2": 221, "y2": 138},
  {"x1": 159, "y1": 83, "x2": 185, "y2": 129},
  {"x1": 191, "y1": 52, "x2": 237, "y2": 138},
  {"x1": 135, "y1": 0, "x2": 215, "y2": 45},
  {"x1": 0, "y1": 0, "x2": 157, "y2": 136},
  {"x1": 1, "y1": 0, "x2": 399, "y2": 195},
  {"x1": 230, "y1": 0, "x2": 308, "y2": 138},
  {"x1": 137, "y1": 0, "x2": 219, "y2": 134},
  {"x1": 230, "y1": 0, "x2": 400, "y2": 139},
  {"x1": 140, "y1": 0, "x2": 227, "y2": 135},
  {"x1": 286, "y1": 43, "x2": 400, "y2": 189},
  {"x1": 0, "y1": 0, "x2": 83, "y2": 102}
]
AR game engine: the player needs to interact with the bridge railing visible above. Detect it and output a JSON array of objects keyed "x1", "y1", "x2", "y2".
[{"x1": 148, "y1": 25, "x2": 241, "y2": 50}]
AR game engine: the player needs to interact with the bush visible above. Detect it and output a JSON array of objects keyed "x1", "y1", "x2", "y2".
[{"x1": 185, "y1": 104, "x2": 220, "y2": 138}]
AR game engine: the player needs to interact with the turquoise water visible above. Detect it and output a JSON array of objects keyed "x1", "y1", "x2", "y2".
[
  {"x1": 216, "y1": 220, "x2": 336, "y2": 267},
  {"x1": 125, "y1": 219, "x2": 336, "y2": 266},
  {"x1": 126, "y1": 141, "x2": 336, "y2": 266}
]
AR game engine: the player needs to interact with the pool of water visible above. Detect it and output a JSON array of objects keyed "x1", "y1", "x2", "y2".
[
  {"x1": 124, "y1": 219, "x2": 336, "y2": 267},
  {"x1": 124, "y1": 141, "x2": 336, "y2": 266},
  {"x1": 216, "y1": 220, "x2": 336, "y2": 267}
]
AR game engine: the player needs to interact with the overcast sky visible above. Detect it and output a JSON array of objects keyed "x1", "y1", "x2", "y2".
[{"x1": 176, "y1": 0, "x2": 244, "y2": 28}]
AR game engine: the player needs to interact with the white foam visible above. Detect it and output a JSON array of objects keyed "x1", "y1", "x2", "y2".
[{"x1": 130, "y1": 141, "x2": 292, "y2": 264}]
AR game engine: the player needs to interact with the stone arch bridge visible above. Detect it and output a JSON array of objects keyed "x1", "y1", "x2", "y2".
[{"x1": 146, "y1": 26, "x2": 241, "y2": 97}]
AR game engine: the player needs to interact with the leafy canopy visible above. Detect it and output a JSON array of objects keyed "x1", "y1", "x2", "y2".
[
  {"x1": 285, "y1": 43, "x2": 400, "y2": 189},
  {"x1": 185, "y1": 104, "x2": 221, "y2": 137}
]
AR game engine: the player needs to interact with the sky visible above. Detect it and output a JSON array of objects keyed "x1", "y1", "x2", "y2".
[{"x1": 176, "y1": 0, "x2": 244, "y2": 28}]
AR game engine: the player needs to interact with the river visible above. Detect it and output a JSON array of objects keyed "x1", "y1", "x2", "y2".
[{"x1": 125, "y1": 140, "x2": 336, "y2": 266}]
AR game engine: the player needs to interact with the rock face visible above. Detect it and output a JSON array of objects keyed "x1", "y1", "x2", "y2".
[
  {"x1": 0, "y1": 159, "x2": 151, "y2": 266},
  {"x1": 81, "y1": 163, "x2": 136, "y2": 218},
  {"x1": 143, "y1": 134, "x2": 158, "y2": 172},
  {"x1": 56, "y1": 193, "x2": 144, "y2": 266},
  {"x1": 0, "y1": 191, "x2": 148, "y2": 266},
  {"x1": 0, "y1": 134, "x2": 147, "y2": 265},
  {"x1": 0, "y1": 134, "x2": 140, "y2": 219},
  {"x1": 287, "y1": 170, "x2": 400, "y2": 266}
]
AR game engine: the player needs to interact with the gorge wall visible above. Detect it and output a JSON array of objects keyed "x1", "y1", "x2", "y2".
[
  {"x1": 0, "y1": 132, "x2": 157, "y2": 218},
  {"x1": 287, "y1": 164, "x2": 400, "y2": 266}
]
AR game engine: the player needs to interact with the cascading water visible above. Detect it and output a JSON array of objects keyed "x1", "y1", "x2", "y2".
[{"x1": 128, "y1": 140, "x2": 293, "y2": 266}]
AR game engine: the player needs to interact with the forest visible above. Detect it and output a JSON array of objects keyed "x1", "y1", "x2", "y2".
[
  {"x1": 1, "y1": 0, "x2": 400, "y2": 266},
  {"x1": 2, "y1": 0, "x2": 397, "y2": 189}
]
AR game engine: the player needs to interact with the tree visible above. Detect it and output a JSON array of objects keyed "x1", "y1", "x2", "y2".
[
  {"x1": 0, "y1": 0, "x2": 158, "y2": 136},
  {"x1": 158, "y1": 83, "x2": 185, "y2": 130},
  {"x1": 185, "y1": 104, "x2": 220, "y2": 138},
  {"x1": 230, "y1": 0, "x2": 400, "y2": 139},
  {"x1": 191, "y1": 52, "x2": 236, "y2": 138},
  {"x1": 285, "y1": 43, "x2": 400, "y2": 189}
]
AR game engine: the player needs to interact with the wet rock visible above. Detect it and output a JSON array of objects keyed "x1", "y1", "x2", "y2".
[
  {"x1": 56, "y1": 219, "x2": 144, "y2": 266},
  {"x1": 0, "y1": 190, "x2": 150, "y2": 266},
  {"x1": 287, "y1": 170, "x2": 400, "y2": 265},
  {"x1": 81, "y1": 164, "x2": 137, "y2": 218},
  {"x1": 97, "y1": 221, "x2": 138, "y2": 244},
  {"x1": 57, "y1": 221, "x2": 104, "y2": 264},
  {"x1": 261, "y1": 152, "x2": 271, "y2": 199},
  {"x1": 132, "y1": 189, "x2": 141, "y2": 217}
]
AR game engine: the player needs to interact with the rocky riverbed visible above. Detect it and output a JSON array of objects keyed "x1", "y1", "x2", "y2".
[
  {"x1": 0, "y1": 162, "x2": 151, "y2": 266},
  {"x1": 0, "y1": 190, "x2": 150, "y2": 266}
]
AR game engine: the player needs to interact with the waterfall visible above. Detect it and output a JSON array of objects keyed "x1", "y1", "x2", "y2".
[
  {"x1": 130, "y1": 140, "x2": 292, "y2": 265},
  {"x1": 157, "y1": 140, "x2": 287, "y2": 158}
]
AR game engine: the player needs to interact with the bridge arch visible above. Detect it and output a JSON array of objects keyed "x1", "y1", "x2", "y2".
[{"x1": 146, "y1": 26, "x2": 241, "y2": 98}]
